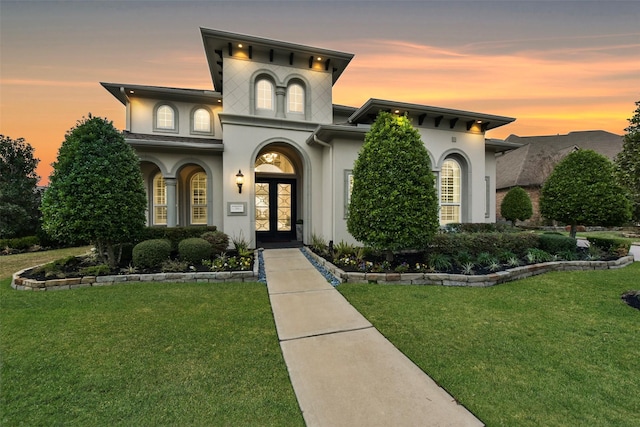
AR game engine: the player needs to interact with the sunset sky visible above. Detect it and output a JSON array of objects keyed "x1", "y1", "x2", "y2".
[{"x1": 1, "y1": 0, "x2": 639, "y2": 184}]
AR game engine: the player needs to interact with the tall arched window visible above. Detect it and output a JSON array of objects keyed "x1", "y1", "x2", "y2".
[
  {"x1": 156, "y1": 105, "x2": 176, "y2": 130},
  {"x1": 287, "y1": 83, "x2": 304, "y2": 113},
  {"x1": 153, "y1": 173, "x2": 167, "y2": 225},
  {"x1": 440, "y1": 159, "x2": 461, "y2": 224},
  {"x1": 256, "y1": 79, "x2": 274, "y2": 110},
  {"x1": 192, "y1": 108, "x2": 211, "y2": 133},
  {"x1": 190, "y1": 172, "x2": 207, "y2": 224}
]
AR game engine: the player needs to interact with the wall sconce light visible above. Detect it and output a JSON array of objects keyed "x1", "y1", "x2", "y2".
[{"x1": 235, "y1": 170, "x2": 244, "y2": 194}]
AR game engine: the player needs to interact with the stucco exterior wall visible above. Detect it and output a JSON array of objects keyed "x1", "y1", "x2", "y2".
[
  {"x1": 128, "y1": 97, "x2": 223, "y2": 138},
  {"x1": 222, "y1": 57, "x2": 333, "y2": 123}
]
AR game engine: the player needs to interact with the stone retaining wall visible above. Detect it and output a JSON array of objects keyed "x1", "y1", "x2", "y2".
[
  {"x1": 11, "y1": 253, "x2": 260, "y2": 291},
  {"x1": 302, "y1": 247, "x2": 635, "y2": 287}
]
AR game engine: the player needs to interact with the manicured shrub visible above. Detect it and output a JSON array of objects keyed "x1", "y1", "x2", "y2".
[
  {"x1": 132, "y1": 239, "x2": 171, "y2": 269},
  {"x1": 178, "y1": 238, "x2": 212, "y2": 265},
  {"x1": 539, "y1": 233, "x2": 577, "y2": 255},
  {"x1": 201, "y1": 230, "x2": 229, "y2": 255},
  {"x1": 140, "y1": 226, "x2": 218, "y2": 250},
  {"x1": 587, "y1": 237, "x2": 630, "y2": 256},
  {"x1": 500, "y1": 186, "x2": 533, "y2": 226}
]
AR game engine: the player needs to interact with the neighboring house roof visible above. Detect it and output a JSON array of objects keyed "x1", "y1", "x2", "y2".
[
  {"x1": 101, "y1": 83, "x2": 222, "y2": 105},
  {"x1": 200, "y1": 27, "x2": 354, "y2": 93},
  {"x1": 496, "y1": 130, "x2": 623, "y2": 189}
]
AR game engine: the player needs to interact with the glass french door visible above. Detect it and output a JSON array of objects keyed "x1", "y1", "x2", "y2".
[{"x1": 255, "y1": 178, "x2": 296, "y2": 242}]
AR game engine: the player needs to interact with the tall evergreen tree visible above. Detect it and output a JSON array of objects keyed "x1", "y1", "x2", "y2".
[
  {"x1": 347, "y1": 112, "x2": 439, "y2": 260},
  {"x1": 614, "y1": 100, "x2": 640, "y2": 222},
  {"x1": 0, "y1": 135, "x2": 40, "y2": 238},
  {"x1": 42, "y1": 116, "x2": 147, "y2": 267}
]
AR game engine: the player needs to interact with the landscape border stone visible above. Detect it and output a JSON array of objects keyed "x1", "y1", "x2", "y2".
[
  {"x1": 11, "y1": 251, "x2": 261, "y2": 291},
  {"x1": 300, "y1": 247, "x2": 635, "y2": 287}
]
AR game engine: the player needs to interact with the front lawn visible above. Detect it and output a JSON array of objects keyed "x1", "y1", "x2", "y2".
[
  {"x1": 339, "y1": 263, "x2": 640, "y2": 426},
  {"x1": 0, "y1": 245, "x2": 92, "y2": 279},
  {"x1": 0, "y1": 279, "x2": 303, "y2": 426}
]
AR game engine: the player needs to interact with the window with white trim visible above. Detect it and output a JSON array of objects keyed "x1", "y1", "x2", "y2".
[
  {"x1": 153, "y1": 173, "x2": 167, "y2": 225},
  {"x1": 256, "y1": 79, "x2": 274, "y2": 110},
  {"x1": 440, "y1": 159, "x2": 461, "y2": 224},
  {"x1": 287, "y1": 83, "x2": 304, "y2": 113},
  {"x1": 190, "y1": 172, "x2": 207, "y2": 224},
  {"x1": 193, "y1": 108, "x2": 211, "y2": 133},
  {"x1": 156, "y1": 105, "x2": 175, "y2": 130}
]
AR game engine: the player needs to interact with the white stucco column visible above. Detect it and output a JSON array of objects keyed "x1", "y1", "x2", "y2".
[
  {"x1": 275, "y1": 86, "x2": 286, "y2": 118},
  {"x1": 165, "y1": 177, "x2": 178, "y2": 227}
]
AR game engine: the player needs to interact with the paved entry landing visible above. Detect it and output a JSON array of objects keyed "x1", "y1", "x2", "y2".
[{"x1": 263, "y1": 248, "x2": 483, "y2": 427}]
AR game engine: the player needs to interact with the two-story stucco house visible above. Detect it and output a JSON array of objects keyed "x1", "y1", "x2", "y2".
[{"x1": 101, "y1": 28, "x2": 517, "y2": 248}]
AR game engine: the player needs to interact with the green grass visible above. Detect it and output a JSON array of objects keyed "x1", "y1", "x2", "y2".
[
  {"x1": 0, "y1": 279, "x2": 303, "y2": 426},
  {"x1": 338, "y1": 263, "x2": 640, "y2": 427},
  {"x1": 0, "y1": 245, "x2": 92, "y2": 279},
  {"x1": 551, "y1": 230, "x2": 638, "y2": 245}
]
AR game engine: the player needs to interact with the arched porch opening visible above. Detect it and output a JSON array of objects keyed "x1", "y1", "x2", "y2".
[{"x1": 254, "y1": 143, "x2": 304, "y2": 245}]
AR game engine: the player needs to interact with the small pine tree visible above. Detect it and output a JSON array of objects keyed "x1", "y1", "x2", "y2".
[
  {"x1": 42, "y1": 116, "x2": 147, "y2": 267},
  {"x1": 500, "y1": 186, "x2": 533, "y2": 226},
  {"x1": 540, "y1": 149, "x2": 632, "y2": 238},
  {"x1": 347, "y1": 112, "x2": 439, "y2": 260},
  {"x1": 614, "y1": 100, "x2": 640, "y2": 223}
]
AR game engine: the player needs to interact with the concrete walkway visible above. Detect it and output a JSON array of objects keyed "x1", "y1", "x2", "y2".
[{"x1": 264, "y1": 248, "x2": 484, "y2": 427}]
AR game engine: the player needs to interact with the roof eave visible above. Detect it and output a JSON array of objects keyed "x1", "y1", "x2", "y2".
[{"x1": 348, "y1": 98, "x2": 516, "y2": 131}]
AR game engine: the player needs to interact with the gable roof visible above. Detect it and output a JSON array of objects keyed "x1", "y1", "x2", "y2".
[
  {"x1": 496, "y1": 130, "x2": 623, "y2": 189},
  {"x1": 201, "y1": 28, "x2": 354, "y2": 93}
]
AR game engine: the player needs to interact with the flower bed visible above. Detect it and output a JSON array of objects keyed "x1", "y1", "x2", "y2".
[
  {"x1": 11, "y1": 250, "x2": 262, "y2": 291},
  {"x1": 303, "y1": 247, "x2": 634, "y2": 287}
]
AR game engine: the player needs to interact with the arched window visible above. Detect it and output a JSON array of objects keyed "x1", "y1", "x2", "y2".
[
  {"x1": 156, "y1": 104, "x2": 176, "y2": 130},
  {"x1": 254, "y1": 152, "x2": 295, "y2": 174},
  {"x1": 287, "y1": 83, "x2": 304, "y2": 113},
  {"x1": 190, "y1": 172, "x2": 207, "y2": 224},
  {"x1": 192, "y1": 108, "x2": 211, "y2": 133},
  {"x1": 256, "y1": 79, "x2": 274, "y2": 110},
  {"x1": 153, "y1": 173, "x2": 167, "y2": 225},
  {"x1": 440, "y1": 159, "x2": 461, "y2": 224}
]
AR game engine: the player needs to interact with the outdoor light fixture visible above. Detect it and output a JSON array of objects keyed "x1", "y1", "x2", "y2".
[{"x1": 235, "y1": 170, "x2": 244, "y2": 194}]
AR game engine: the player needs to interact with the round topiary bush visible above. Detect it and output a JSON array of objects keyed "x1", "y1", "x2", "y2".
[
  {"x1": 132, "y1": 239, "x2": 171, "y2": 269},
  {"x1": 178, "y1": 237, "x2": 213, "y2": 264},
  {"x1": 500, "y1": 186, "x2": 533, "y2": 226},
  {"x1": 201, "y1": 230, "x2": 230, "y2": 255}
]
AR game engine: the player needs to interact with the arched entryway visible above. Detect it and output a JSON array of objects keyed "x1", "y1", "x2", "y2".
[{"x1": 254, "y1": 145, "x2": 302, "y2": 245}]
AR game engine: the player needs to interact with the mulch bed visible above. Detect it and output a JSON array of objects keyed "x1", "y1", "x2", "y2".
[{"x1": 621, "y1": 291, "x2": 640, "y2": 310}]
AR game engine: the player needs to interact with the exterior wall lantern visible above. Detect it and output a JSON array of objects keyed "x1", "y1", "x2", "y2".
[{"x1": 235, "y1": 170, "x2": 244, "y2": 193}]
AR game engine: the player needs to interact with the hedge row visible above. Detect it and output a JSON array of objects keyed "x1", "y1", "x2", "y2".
[
  {"x1": 441, "y1": 223, "x2": 518, "y2": 234},
  {"x1": 429, "y1": 232, "x2": 541, "y2": 259},
  {"x1": 138, "y1": 226, "x2": 218, "y2": 249},
  {"x1": 0, "y1": 235, "x2": 39, "y2": 251}
]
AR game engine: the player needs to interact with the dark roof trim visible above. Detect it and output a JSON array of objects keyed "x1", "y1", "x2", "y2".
[
  {"x1": 348, "y1": 98, "x2": 515, "y2": 131},
  {"x1": 101, "y1": 82, "x2": 222, "y2": 105},
  {"x1": 201, "y1": 27, "x2": 354, "y2": 92}
]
